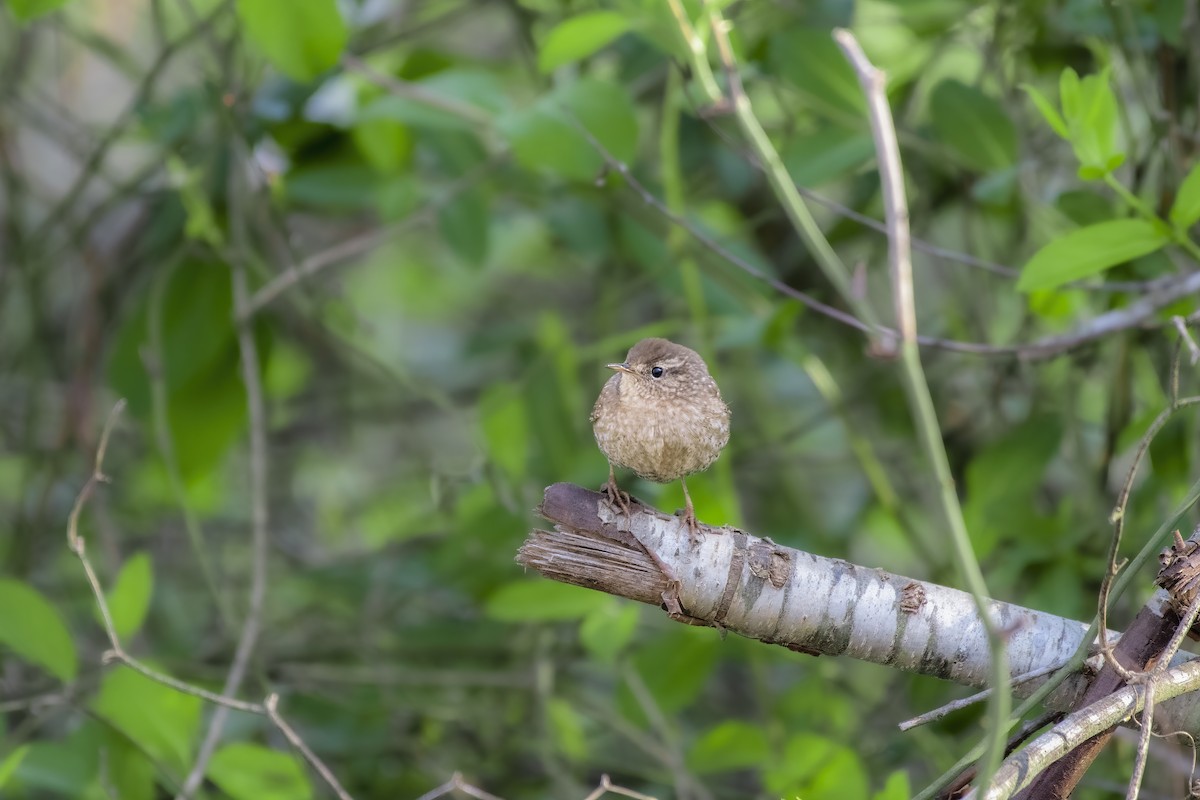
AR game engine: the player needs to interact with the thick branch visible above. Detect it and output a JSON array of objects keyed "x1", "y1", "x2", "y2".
[{"x1": 520, "y1": 484, "x2": 1200, "y2": 732}]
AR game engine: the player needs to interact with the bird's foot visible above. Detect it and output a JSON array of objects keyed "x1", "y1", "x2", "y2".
[
  {"x1": 601, "y1": 476, "x2": 633, "y2": 518},
  {"x1": 680, "y1": 506, "x2": 703, "y2": 545}
]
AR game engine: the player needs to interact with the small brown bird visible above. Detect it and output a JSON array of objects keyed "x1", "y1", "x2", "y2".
[{"x1": 590, "y1": 338, "x2": 731, "y2": 531}]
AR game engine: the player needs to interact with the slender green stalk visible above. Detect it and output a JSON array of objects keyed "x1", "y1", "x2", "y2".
[
  {"x1": 915, "y1": 463, "x2": 1200, "y2": 800},
  {"x1": 1103, "y1": 173, "x2": 1200, "y2": 262},
  {"x1": 664, "y1": 0, "x2": 883, "y2": 342},
  {"x1": 831, "y1": 25, "x2": 1007, "y2": 792},
  {"x1": 659, "y1": 68, "x2": 743, "y2": 525}
]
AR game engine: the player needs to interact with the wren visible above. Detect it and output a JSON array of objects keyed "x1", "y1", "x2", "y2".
[{"x1": 590, "y1": 337, "x2": 731, "y2": 532}]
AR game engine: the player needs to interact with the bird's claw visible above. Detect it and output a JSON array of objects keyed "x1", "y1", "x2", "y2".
[
  {"x1": 680, "y1": 507, "x2": 703, "y2": 545},
  {"x1": 601, "y1": 477, "x2": 632, "y2": 517}
]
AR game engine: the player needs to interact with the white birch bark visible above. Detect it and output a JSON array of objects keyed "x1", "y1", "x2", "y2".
[{"x1": 519, "y1": 483, "x2": 1200, "y2": 735}]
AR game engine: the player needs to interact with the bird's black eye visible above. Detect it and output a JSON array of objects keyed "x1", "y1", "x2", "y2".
[{"x1": 651, "y1": 366, "x2": 664, "y2": 378}]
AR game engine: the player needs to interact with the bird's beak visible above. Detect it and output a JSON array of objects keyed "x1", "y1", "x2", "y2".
[{"x1": 606, "y1": 362, "x2": 633, "y2": 374}]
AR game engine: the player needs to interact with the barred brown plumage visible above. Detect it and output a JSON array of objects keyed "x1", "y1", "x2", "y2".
[{"x1": 590, "y1": 338, "x2": 730, "y2": 532}]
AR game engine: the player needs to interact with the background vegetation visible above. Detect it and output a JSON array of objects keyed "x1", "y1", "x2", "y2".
[{"x1": 1, "y1": 0, "x2": 1199, "y2": 798}]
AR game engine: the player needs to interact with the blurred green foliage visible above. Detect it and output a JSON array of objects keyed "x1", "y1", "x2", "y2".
[{"x1": 1, "y1": 0, "x2": 1198, "y2": 798}]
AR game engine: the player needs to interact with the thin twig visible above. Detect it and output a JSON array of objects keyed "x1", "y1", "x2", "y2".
[
  {"x1": 29, "y1": 1, "x2": 231, "y2": 245},
  {"x1": 679, "y1": 66, "x2": 1161, "y2": 295},
  {"x1": 574, "y1": 114, "x2": 1200, "y2": 358},
  {"x1": 1174, "y1": 316, "x2": 1200, "y2": 364},
  {"x1": 70, "y1": 402, "x2": 355, "y2": 799},
  {"x1": 621, "y1": 665, "x2": 713, "y2": 800},
  {"x1": 176, "y1": 141, "x2": 273, "y2": 799},
  {"x1": 829, "y1": 33, "x2": 912, "y2": 346},
  {"x1": 899, "y1": 662, "x2": 1068, "y2": 731},
  {"x1": 413, "y1": 772, "x2": 506, "y2": 800},
  {"x1": 340, "y1": 54, "x2": 492, "y2": 127},
  {"x1": 1129, "y1": 683, "x2": 1154, "y2": 800},
  {"x1": 68, "y1": 401, "x2": 262, "y2": 716},
  {"x1": 264, "y1": 694, "x2": 355, "y2": 800},
  {"x1": 1098, "y1": 392, "x2": 1200, "y2": 672},
  {"x1": 241, "y1": 156, "x2": 504, "y2": 317},
  {"x1": 667, "y1": 0, "x2": 886, "y2": 345},
  {"x1": 970, "y1": 660, "x2": 1200, "y2": 800},
  {"x1": 1126, "y1": 573, "x2": 1200, "y2": 800},
  {"x1": 581, "y1": 775, "x2": 659, "y2": 800},
  {"x1": 831, "y1": 26, "x2": 1009, "y2": 793}
]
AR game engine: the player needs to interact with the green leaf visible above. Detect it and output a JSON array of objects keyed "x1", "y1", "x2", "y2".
[
  {"x1": 106, "y1": 258, "x2": 272, "y2": 483},
  {"x1": 579, "y1": 601, "x2": 639, "y2": 664},
  {"x1": 87, "y1": 734, "x2": 154, "y2": 800},
  {"x1": 687, "y1": 721, "x2": 770, "y2": 774},
  {"x1": 930, "y1": 80, "x2": 1017, "y2": 171},
  {"x1": 872, "y1": 770, "x2": 911, "y2": 800},
  {"x1": 438, "y1": 187, "x2": 490, "y2": 266},
  {"x1": 1021, "y1": 84, "x2": 1068, "y2": 138},
  {"x1": 1055, "y1": 189, "x2": 1113, "y2": 226},
  {"x1": 547, "y1": 699, "x2": 588, "y2": 761},
  {"x1": 485, "y1": 580, "x2": 610, "y2": 621},
  {"x1": 1170, "y1": 162, "x2": 1200, "y2": 228},
  {"x1": 783, "y1": 129, "x2": 874, "y2": 187},
  {"x1": 498, "y1": 78, "x2": 638, "y2": 181},
  {"x1": 0, "y1": 579, "x2": 77, "y2": 683},
  {"x1": 1150, "y1": 415, "x2": 1191, "y2": 481},
  {"x1": 0, "y1": 746, "x2": 29, "y2": 790},
  {"x1": 14, "y1": 725, "x2": 102, "y2": 795},
  {"x1": 351, "y1": 117, "x2": 413, "y2": 174},
  {"x1": 209, "y1": 742, "x2": 312, "y2": 800},
  {"x1": 421, "y1": 69, "x2": 509, "y2": 115},
  {"x1": 1059, "y1": 68, "x2": 1121, "y2": 172},
  {"x1": 359, "y1": 95, "x2": 477, "y2": 133},
  {"x1": 479, "y1": 384, "x2": 528, "y2": 480},
  {"x1": 1076, "y1": 70, "x2": 1119, "y2": 161},
  {"x1": 358, "y1": 69, "x2": 504, "y2": 133},
  {"x1": 104, "y1": 552, "x2": 154, "y2": 640},
  {"x1": 766, "y1": 734, "x2": 868, "y2": 800},
  {"x1": 90, "y1": 666, "x2": 201, "y2": 775},
  {"x1": 1059, "y1": 68, "x2": 1081, "y2": 123},
  {"x1": 1156, "y1": 0, "x2": 1187, "y2": 46},
  {"x1": 8, "y1": 0, "x2": 71, "y2": 21},
  {"x1": 770, "y1": 29, "x2": 865, "y2": 119},
  {"x1": 167, "y1": 156, "x2": 223, "y2": 247},
  {"x1": 538, "y1": 11, "x2": 632, "y2": 72},
  {"x1": 235, "y1": 0, "x2": 347, "y2": 82},
  {"x1": 621, "y1": 628, "x2": 719, "y2": 715},
  {"x1": 563, "y1": 78, "x2": 638, "y2": 162},
  {"x1": 1017, "y1": 219, "x2": 1168, "y2": 291},
  {"x1": 285, "y1": 164, "x2": 383, "y2": 211},
  {"x1": 963, "y1": 414, "x2": 1062, "y2": 556}
]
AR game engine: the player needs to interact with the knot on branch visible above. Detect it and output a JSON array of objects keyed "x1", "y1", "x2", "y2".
[{"x1": 1156, "y1": 526, "x2": 1200, "y2": 632}]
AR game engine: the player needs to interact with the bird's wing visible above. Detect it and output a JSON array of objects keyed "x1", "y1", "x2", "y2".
[{"x1": 590, "y1": 376, "x2": 617, "y2": 423}]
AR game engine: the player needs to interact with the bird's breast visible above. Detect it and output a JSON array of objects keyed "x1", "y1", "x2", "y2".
[{"x1": 591, "y1": 388, "x2": 730, "y2": 481}]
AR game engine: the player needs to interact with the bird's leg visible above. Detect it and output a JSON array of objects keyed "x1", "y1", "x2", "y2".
[
  {"x1": 679, "y1": 477, "x2": 701, "y2": 542},
  {"x1": 601, "y1": 463, "x2": 632, "y2": 517}
]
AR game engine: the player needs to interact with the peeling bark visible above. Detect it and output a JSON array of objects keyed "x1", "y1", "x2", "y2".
[{"x1": 519, "y1": 483, "x2": 1200, "y2": 734}]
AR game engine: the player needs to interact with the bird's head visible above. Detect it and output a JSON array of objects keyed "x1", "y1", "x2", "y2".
[{"x1": 607, "y1": 338, "x2": 709, "y2": 398}]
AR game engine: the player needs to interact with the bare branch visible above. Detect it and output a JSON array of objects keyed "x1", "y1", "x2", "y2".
[
  {"x1": 968, "y1": 660, "x2": 1200, "y2": 800},
  {"x1": 573, "y1": 114, "x2": 1200, "y2": 359},
  {"x1": 265, "y1": 694, "x2": 355, "y2": 800},
  {"x1": 242, "y1": 156, "x2": 503, "y2": 317},
  {"x1": 176, "y1": 141, "x2": 273, "y2": 799},
  {"x1": 831, "y1": 25, "x2": 1009, "y2": 791},
  {"x1": 69, "y1": 402, "x2": 355, "y2": 799},
  {"x1": 522, "y1": 484, "x2": 1158, "y2": 710}
]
